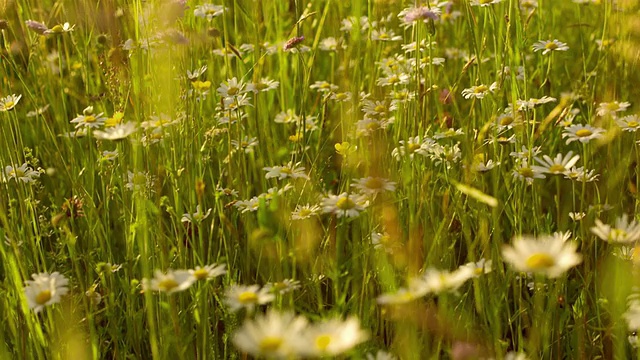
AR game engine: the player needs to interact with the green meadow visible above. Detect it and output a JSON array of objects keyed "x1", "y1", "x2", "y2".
[{"x1": 1, "y1": 0, "x2": 640, "y2": 358}]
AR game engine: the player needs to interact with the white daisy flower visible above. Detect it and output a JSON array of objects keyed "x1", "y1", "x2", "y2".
[
  {"x1": 181, "y1": 205, "x2": 213, "y2": 223},
  {"x1": 4, "y1": 163, "x2": 41, "y2": 183},
  {"x1": 295, "y1": 317, "x2": 369, "y2": 357},
  {"x1": 143, "y1": 269, "x2": 196, "y2": 294},
  {"x1": 0, "y1": 94, "x2": 22, "y2": 111},
  {"x1": 616, "y1": 115, "x2": 640, "y2": 132},
  {"x1": 291, "y1": 204, "x2": 321, "y2": 220},
  {"x1": 321, "y1": 192, "x2": 369, "y2": 218},
  {"x1": 70, "y1": 106, "x2": 107, "y2": 129},
  {"x1": 591, "y1": 214, "x2": 640, "y2": 244},
  {"x1": 597, "y1": 101, "x2": 631, "y2": 118},
  {"x1": 93, "y1": 122, "x2": 138, "y2": 140},
  {"x1": 461, "y1": 82, "x2": 498, "y2": 99},
  {"x1": 502, "y1": 234, "x2": 582, "y2": 278},
  {"x1": 470, "y1": 0, "x2": 504, "y2": 6},
  {"x1": 533, "y1": 151, "x2": 581, "y2": 175},
  {"x1": 233, "y1": 311, "x2": 308, "y2": 359},
  {"x1": 194, "y1": 4, "x2": 226, "y2": 20},
  {"x1": 562, "y1": 124, "x2": 605, "y2": 144},
  {"x1": 351, "y1": 177, "x2": 397, "y2": 196},
  {"x1": 225, "y1": 284, "x2": 275, "y2": 313},
  {"x1": 263, "y1": 162, "x2": 309, "y2": 180},
  {"x1": 24, "y1": 272, "x2": 69, "y2": 313},
  {"x1": 512, "y1": 159, "x2": 546, "y2": 185},
  {"x1": 532, "y1": 39, "x2": 569, "y2": 55},
  {"x1": 189, "y1": 263, "x2": 227, "y2": 281}
]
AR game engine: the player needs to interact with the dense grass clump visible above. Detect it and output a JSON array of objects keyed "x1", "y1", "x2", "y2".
[{"x1": 1, "y1": 0, "x2": 640, "y2": 359}]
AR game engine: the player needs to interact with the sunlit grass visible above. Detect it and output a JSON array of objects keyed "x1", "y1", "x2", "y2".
[{"x1": 1, "y1": 0, "x2": 640, "y2": 359}]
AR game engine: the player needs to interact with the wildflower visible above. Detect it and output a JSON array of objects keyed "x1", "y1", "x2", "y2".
[
  {"x1": 569, "y1": 212, "x2": 586, "y2": 221},
  {"x1": 295, "y1": 317, "x2": 369, "y2": 357},
  {"x1": 433, "y1": 128, "x2": 464, "y2": 139},
  {"x1": 265, "y1": 279, "x2": 301, "y2": 294},
  {"x1": 471, "y1": 159, "x2": 499, "y2": 172},
  {"x1": 246, "y1": 78, "x2": 280, "y2": 93},
  {"x1": 234, "y1": 197, "x2": 261, "y2": 213},
  {"x1": 230, "y1": 136, "x2": 259, "y2": 154},
  {"x1": 512, "y1": 159, "x2": 546, "y2": 185},
  {"x1": 591, "y1": 214, "x2": 640, "y2": 244},
  {"x1": 217, "y1": 77, "x2": 246, "y2": 98},
  {"x1": 93, "y1": 122, "x2": 138, "y2": 140},
  {"x1": 532, "y1": 39, "x2": 569, "y2": 55},
  {"x1": 563, "y1": 166, "x2": 598, "y2": 182},
  {"x1": 562, "y1": 124, "x2": 605, "y2": 144},
  {"x1": 461, "y1": 259, "x2": 493, "y2": 277},
  {"x1": 4, "y1": 163, "x2": 41, "y2": 183},
  {"x1": 321, "y1": 192, "x2": 369, "y2": 218},
  {"x1": 420, "y1": 267, "x2": 475, "y2": 294},
  {"x1": 291, "y1": 204, "x2": 321, "y2": 220},
  {"x1": 225, "y1": 284, "x2": 275, "y2": 313},
  {"x1": 399, "y1": 5, "x2": 441, "y2": 26},
  {"x1": 194, "y1": 4, "x2": 226, "y2": 20},
  {"x1": 186, "y1": 65, "x2": 208, "y2": 80},
  {"x1": 233, "y1": 311, "x2": 307, "y2": 359},
  {"x1": 371, "y1": 231, "x2": 399, "y2": 253},
  {"x1": 461, "y1": 82, "x2": 498, "y2": 99},
  {"x1": 24, "y1": 272, "x2": 69, "y2": 313},
  {"x1": 100, "y1": 150, "x2": 119, "y2": 162},
  {"x1": 70, "y1": 106, "x2": 107, "y2": 129},
  {"x1": 328, "y1": 91, "x2": 352, "y2": 103},
  {"x1": 274, "y1": 109, "x2": 299, "y2": 124},
  {"x1": 616, "y1": 115, "x2": 640, "y2": 132},
  {"x1": 44, "y1": 22, "x2": 75, "y2": 34},
  {"x1": 597, "y1": 101, "x2": 631, "y2": 117},
  {"x1": 181, "y1": 205, "x2": 213, "y2": 223},
  {"x1": 263, "y1": 162, "x2": 309, "y2": 180},
  {"x1": 362, "y1": 100, "x2": 392, "y2": 118},
  {"x1": 189, "y1": 263, "x2": 227, "y2": 281},
  {"x1": 144, "y1": 269, "x2": 196, "y2": 293},
  {"x1": 0, "y1": 94, "x2": 22, "y2": 111},
  {"x1": 376, "y1": 279, "x2": 431, "y2": 305},
  {"x1": 502, "y1": 234, "x2": 582, "y2": 278},
  {"x1": 516, "y1": 96, "x2": 557, "y2": 110},
  {"x1": 319, "y1": 37, "x2": 340, "y2": 51},
  {"x1": 391, "y1": 136, "x2": 433, "y2": 160},
  {"x1": 351, "y1": 177, "x2": 397, "y2": 196},
  {"x1": 125, "y1": 171, "x2": 154, "y2": 192},
  {"x1": 509, "y1": 145, "x2": 542, "y2": 161},
  {"x1": 371, "y1": 28, "x2": 402, "y2": 41},
  {"x1": 533, "y1": 151, "x2": 580, "y2": 175},
  {"x1": 26, "y1": 105, "x2": 50, "y2": 117},
  {"x1": 310, "y1": 81, "x2": 339, "y2": 93},
  {"x1": 470, "y1": 0, "x2": 504, "y2": 6}
]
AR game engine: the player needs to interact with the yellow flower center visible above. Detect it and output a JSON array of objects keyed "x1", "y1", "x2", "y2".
[
  {"x1": 192, "y1": 269, "x2": 209, "y2": 280},
  {"x1": 336, "y1": 197, "x2": 356, "y2": 210},
  {"x1": 255, "y1": 83, "x2": 268, "y2": 90},
  {"x1": 548, "y1": 164, "x2": 566, "y2": 173},
  {"x1": 606, "y1": 103, "x2": 620, "y2": 111},
  {"x1": 364, "y1": 178, "x2": 384, "y2": 189},
  {"x1": 545, "y1": 42, "x2": 559, "y2": 50},
  {"x1": 627, "y1": 121, "x2": 639, "y2": 128},
  {"x1": 611, "y1": 228, "x2": 628, "y2": 240},
  {"x1": 84, "y1": 115, "x2": 96, "y2": 123},
  {"x1": 480, "y1": 0, "x2": 492, "y2": 3},
  {"x1": 407, "y1": 143, "x2": 422, "y2": 153},
  {"x1": 518, "y1": 167, "x2": 534, "y2": 178},
  {"x1": 525, "y1": 253, "x2": 556, "y2": 269},
  {"x1": 374, "y1": 105, "x2": 386, "y2": 113},
  {"x1": 474, "y1": 85, "x2": 488, "y2": 93},
  {"x1": 259, "y1": 337, "x2": 283, "y2": 352},
  {"x1": 227, "y1": 87, "x2": 239, "y2": 96},
  {"x1": 315, "y1": 335, "x2": 332, "y2": 351},
  {"x1": 366, "y1": 121, "x2": 381, "y2": 131},
  {"x1": 298, "y1": 208, "x2": 312, "y2": 217},
  {"x1": 158, "y1": 278, "x2": 179, "y2": 291},
  {"x1": 4, "y1": 101, "x2": 15, "y2": 109},
  {"x1": 378, "y1": 33, "x2": 389, "y2": 39},
  {"x1": 575, "y1": 129, "x2": 593, "y2": 137},
  {"x1": 238, "y1": 291, "x2": 258, "y2": 304},
  {"x1": 35, "y1": 290, "x2": 52, "y2": 305},
  {"x1": 335, "y1": 93, "x2": 348, "y2": 100}
]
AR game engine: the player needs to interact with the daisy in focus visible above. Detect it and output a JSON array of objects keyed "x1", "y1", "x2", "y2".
[
  {"x1": 562, "y1": 124, "x2": 605, "y2": 144},
  {"x1": 502, "y1": 234, "x2": 582, "y2": 278},
  {"x1": 461, "y1": 82, "x2": 498, "y2": 99},
  {"x1": 321, "y1": 192, "x2": 369, "y2": 218},
  {"x1": 533, "y1": 151, "x2": 580, "y2": 175},
  {"x1": 532, "y1": 39, "x2": 569, "y2": 55},
  {"x1": 24, "y1": 272, "x2": 69, "y2": 313}
]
